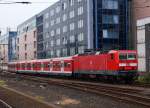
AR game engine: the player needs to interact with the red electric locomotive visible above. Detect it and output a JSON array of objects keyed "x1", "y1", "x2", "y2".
[{"x1": 8, "y1": 50, "x2": 138, "y2": 82}]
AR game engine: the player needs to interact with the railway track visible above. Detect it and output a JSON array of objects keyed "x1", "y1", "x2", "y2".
[
  {"x1": 1, "y1": 71, "x2": 150, "y2": 107},
  {"x1": 25, "y1": 77, "x2": 150, "y2": 107},
  {"x1": 0, "y1": 85, "x2": 60, "y2": 108},
  {"x1": 0, "y1": 73, "x2": 60, "y2": 108},
  {"x1": 0, "y1": 99, "x2": 12, "y2": 108}
]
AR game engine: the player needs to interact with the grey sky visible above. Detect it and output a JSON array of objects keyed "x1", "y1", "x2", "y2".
[{"x1": 0, "y1": 0, "x2": 58, "y2": 34}]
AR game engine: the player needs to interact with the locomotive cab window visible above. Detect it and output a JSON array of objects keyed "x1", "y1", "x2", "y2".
[
  {"x1": 119, "y1": 54, "x2": 127, "y2": 60},
  {"x1": 128, "y1": 54, "x2": 136, "y2": 60}
]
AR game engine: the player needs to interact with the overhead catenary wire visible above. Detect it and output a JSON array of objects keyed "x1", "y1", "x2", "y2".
[{"x1": 0, "y1": 1, "x2": 56, "y2": 4}]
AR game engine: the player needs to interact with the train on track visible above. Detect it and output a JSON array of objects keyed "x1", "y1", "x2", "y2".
[{"x1": 8, "y1": 50, "x2": 138, "y2": 82}]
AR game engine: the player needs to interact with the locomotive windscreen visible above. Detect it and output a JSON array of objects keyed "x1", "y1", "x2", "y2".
[{"x1": 119, "y1": 53, "x2": 136, "y2": 60}]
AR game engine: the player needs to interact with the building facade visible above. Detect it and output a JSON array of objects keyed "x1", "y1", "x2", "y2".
[
  {"x1": 137, "y1": 17, "x2": 150, "y2": 73},
  {"x1": 133, "y1": 0, "x2": 150, "y2": 20},
  {"x1": 17, "y1": 16, "x2": 37, "y2": 61},
  {"x1": 132, "y1": 0, "x2": 150, "y2": 73},
  {"x1": 8, "y1": 31, "x2": 17, "y2": 62},
  {"x1": 36, "y1": 0, "x2": 129, "y2": 59},
  {"x1": 131, "y1": 0, "x2": 150, "y2": 49},
  {"x1": 0, "y1": 31, "x2": 17, "y2": 63}
]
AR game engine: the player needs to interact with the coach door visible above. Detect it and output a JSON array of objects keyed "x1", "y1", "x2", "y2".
[
  {"x1": 50, "y1": 60, "x2": 53, "y2": 72},
  {"x1": 61, "y1": 60, "x2": 64, "y2": 73}
]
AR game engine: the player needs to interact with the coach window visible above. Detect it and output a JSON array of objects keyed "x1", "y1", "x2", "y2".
[
  {"x1": 44, "y1": 64, "x2": 47, "y2": 68},
  {"x1": 64, "y1": 62, "x2": 71, "y2": 67},
  {"x1": 27, "y1": 63, "x2": 31, "y2": 69},
  {"x1": 48, "y1": 64, "x2": 51, "y2": 68},
  {"x1": 32, "y1": 63, "x2": 36, "y2": 68},
  {"x1": 22, "y1": 64, "x2": 25, "y2": 69},
  {"x1": 37, "y1": 63, "x2": 41, "y2": 68}
]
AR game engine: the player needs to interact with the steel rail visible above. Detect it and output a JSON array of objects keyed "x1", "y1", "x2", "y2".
[{"x1": 0, "y1": 99, "x2": 12, "y2": 108}]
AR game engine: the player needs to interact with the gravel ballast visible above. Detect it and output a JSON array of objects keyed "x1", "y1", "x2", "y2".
[{"x1": 0, "y1": 74, "x2": 147, "y2": 108}]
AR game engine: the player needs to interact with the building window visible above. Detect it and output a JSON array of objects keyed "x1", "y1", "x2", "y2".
[
  {"x1": 78, "y1": 33, "x2": 84, "y2": 41},
  {"x1": 62, "y1": 2, "x2": 67, "y2": 10},
  {"x1": 62, "y1": 48, "x2": 67, "y2": 57},
  {"x1": 56, "y1": 17, "x2": 60, "y2": 24},
  {"x1": 50, "y1": 50, "x2": 54, "y2": 57},
  {"x1": 34, "y1": 51, "x2": 36, "y2": 58},
  {"x1": 78, "y1": 46, "x2": 84, "y2": 54},
  {"x1": 70, "y1": 47, "x2": 75, "y2": 56},
  {"x1": 63, "y1": 14, "x2": 67, "y2": 22},
  {"x1": 70, "y1": 10, "x2": 75, "y2": 18},
  {"x1": 25, "y1": 44, "x2": 27, "y2": 50},
  {"x1": 17, "y1": 46, "x2": 19, "y2": 51},
  {"x1": 70, "y1": 35, "x2": 75, "y2": 43},
  {"x1": 45, "y1": 22, "x2": 49, "y2": 28},
  {"x1": 78, "y1": 7, "x2": 83, "y2": 15},
  {"x1": 24, "y1": 35, "x2": 27, "y2": 41},
  {"x1": 69, "y1": 0, "x2": 74, "y2": 6},
  {"x1": 63, "y1": 26, "x2": 67, "y2": 33},
  {"x1": 56, "y1": 28, "x2": 60, "y2": 35},
  {"x1": 78, "y1": 20, "x2": 83, "y2": 28},
  {"x1": 50, "y1": 10, "x2": 54, "y2": 16},
  {"x1": 50, "y1": 20, "x2": 55, "y2": 26},
  {"x1": 33, "y1": 31, "x2": 36, "y2": 38},
  {"x1": 45, "y1": 32, "x2": 49, "y2": 38},
  {"x1": 34, "y1": 41, "x2": 36, "y2": 48},
  {"x1": 102, "y1": 0, "x2": 118, "y2": 9},
  {"x1": 50, "y1": 40, "x2": 54, "y2": 47},
  {"x1": 44, "y1": 13, "x2": 49, "y2": 19},
  {"x1": 17, "y1": 38, "x2": 19, "y2": 44},
  {"x1": 56, "y1": 39, "x2": 61, "y2": 46},
  {"x1": 62, "y1": 37, "x2": 67, "y2": 45},
  {"x1": 25, "y1": 53, "x2": 27, "y2": 60},
  {"x1": 56, "y1": 6, "x2": 60, "y2": 13},
  {"x1": 103, "y1": 29, "x2": 119, "y2": 39},
  {"x1": 51, "y1": 30, "x2": 55, "y2": 37},
  {"x1": 45, "y1": 42, "x2": 49, "y2": 50},
  {"x1": 102, "y1": 15, "x2": 119, "y2": 24},
  {"x1": 70, "y1": 23, "x2": 75, "y2": 31},
  {"x1": 56, "y1": 49, "x2": 61, "y2": 57}
]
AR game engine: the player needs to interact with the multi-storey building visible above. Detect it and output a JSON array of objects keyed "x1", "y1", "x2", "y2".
[
  {"x1": 37, "y1": 0, "x2": 129, "y2": 59},
  {"x1": 8, "y1": 31, "x2": 17, "y2": 62},
  {"x1": 137, "y1": 17, "x2": 150, "y2": 73},
  {"x1": 17, "y1": 16, "x2": 37, "y2": 61},
  {"x1": 133, "y1": 0, "x2": 150, "y2": 20},
  {"x1": 131, "y1": 0, "x2": 150, "y2": 73},
  {"x1": 131, "y1": 0, "x2": 150, "y2": 49},
  {"x1": 0, "y1": 31, "x2": 17, "y2": 63}
]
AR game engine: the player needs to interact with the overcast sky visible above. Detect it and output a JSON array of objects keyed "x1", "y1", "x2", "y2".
[{"x1": 0, "y1": 0, "x2": 58, "y2": 34}]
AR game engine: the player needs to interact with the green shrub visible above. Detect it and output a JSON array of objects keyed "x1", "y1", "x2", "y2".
[{"x1": 137, "y1": 74, "x2": 150, "y2": 84}]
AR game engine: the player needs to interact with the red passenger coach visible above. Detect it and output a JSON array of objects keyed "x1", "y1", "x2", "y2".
[{"x1": 8, "y1": 50, "x2": 138, "y2": 82}]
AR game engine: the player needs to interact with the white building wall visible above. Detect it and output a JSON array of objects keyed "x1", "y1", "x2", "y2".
[{"x1": 137, "y1": 17, "x2": 150, "y2": 73}]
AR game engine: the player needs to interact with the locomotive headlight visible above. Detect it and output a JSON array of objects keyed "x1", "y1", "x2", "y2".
[
  {"x1": 129, "y1": 63, "x2": 137, "y2": 66},
  {"x1": 119, "y1": 63, "x2": 126, "y2": 67}
]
